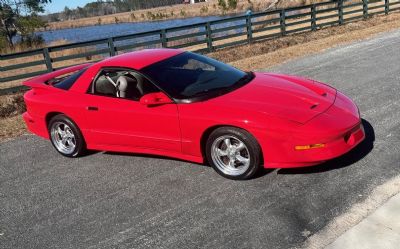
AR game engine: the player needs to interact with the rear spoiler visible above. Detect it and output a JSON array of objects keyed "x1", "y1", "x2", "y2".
[{"x1": 23, "y1": 63, "x2": 92, "y2": 89}]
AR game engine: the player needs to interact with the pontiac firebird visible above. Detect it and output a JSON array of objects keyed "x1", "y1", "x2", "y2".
[{"x1": 22, "y1": 49, "x2": 365, "y2": 180}]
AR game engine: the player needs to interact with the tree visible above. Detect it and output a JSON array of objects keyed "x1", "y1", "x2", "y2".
[
  {"x1": 227, "y1": 0, "x2": 237, "y2": 9},
  {"x1": 217, "y1": 0, "x2": 227, "y2": 10},
  {"x1": 63, "y1": 6, "x2": 72, "y2": 20},
  {"x1": 218, "y1": 0, "x2": 237, "y2": 11},
  {"x1": 0, "y1": 0, "x2": 51, "y2": 48}
]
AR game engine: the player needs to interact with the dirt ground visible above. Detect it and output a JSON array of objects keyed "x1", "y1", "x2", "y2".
[
  {"x1": 1, "y1": 11, "x2": 399, "y2": 142},
  {"x1": 0, "y1": 115, "x2": 26, "y2": 141}
]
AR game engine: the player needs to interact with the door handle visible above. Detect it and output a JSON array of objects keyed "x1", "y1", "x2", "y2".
[{"x1": 86, "y1": 106, "x2": 99, "y2": 111}]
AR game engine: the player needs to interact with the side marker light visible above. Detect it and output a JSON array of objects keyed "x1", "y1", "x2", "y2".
[{"x1": 295, "y1": 143, "x2": 325, "y2": 150}]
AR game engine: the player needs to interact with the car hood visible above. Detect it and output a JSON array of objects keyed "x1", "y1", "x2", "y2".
[{"x1": 211, "y1": 72, "x2": 337, "y2": 124}]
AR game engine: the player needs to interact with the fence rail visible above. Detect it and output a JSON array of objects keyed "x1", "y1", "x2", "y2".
[{"x1": 1, "y1": 0, "x2": 400, "y2": 94}]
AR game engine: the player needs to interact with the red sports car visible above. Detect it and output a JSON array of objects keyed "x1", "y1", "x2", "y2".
[{"x1": 22, "y1": 49, "x2": 365, "y2": 179}]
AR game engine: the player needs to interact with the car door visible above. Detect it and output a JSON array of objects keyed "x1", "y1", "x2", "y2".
[{"x1": 83, "y1": 68, "x2": 181, "y2": 153}]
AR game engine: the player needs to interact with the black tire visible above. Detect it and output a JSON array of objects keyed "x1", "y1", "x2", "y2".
[
  {"x1": 48, "y1": 114, "x2": 86, "y2": 157},
  {"x1": 205, "y1": 127, "x2": 262, "y2": 180}
]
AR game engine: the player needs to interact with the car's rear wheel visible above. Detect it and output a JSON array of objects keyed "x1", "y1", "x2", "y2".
[
  {"x1": 206, "y1": 127, "x2": 262, "y2": 180},
  {"x1": 48, "y1": 114, "x2": 85, "y2": 157}
]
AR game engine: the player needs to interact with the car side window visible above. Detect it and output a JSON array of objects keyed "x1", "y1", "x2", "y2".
[{"x1": 93, "y1": 69, "x2": 160, "y2": 101}]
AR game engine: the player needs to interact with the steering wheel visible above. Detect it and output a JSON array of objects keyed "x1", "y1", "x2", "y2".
[{"x1": 182, "y1": 72, "x2": 218, "y2": 96}]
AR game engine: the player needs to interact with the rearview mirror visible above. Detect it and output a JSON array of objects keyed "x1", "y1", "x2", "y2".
[{"x1": 140, "y1": 92, "x2": 173, "y2": 106}]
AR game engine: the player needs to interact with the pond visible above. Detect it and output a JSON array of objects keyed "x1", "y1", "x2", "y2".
[{"x1": 35, "y1": 15, "x2": 238, "y2": 44}]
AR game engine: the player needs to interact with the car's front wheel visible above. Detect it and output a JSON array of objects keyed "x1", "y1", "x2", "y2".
[
  {"x1": 48, "y1": 114, "x2": 86, "y2": 157},
  {"x1": 206, "y1": 127, "x2": 262, "y2": 180}
]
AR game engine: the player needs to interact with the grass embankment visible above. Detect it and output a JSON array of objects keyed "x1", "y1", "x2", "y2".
[{"x1": 1, "y1": 12, "x2": 400, "y2": 142}]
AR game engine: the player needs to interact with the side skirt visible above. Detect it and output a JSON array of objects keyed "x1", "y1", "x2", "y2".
[{"x1": 86, "y1": 143, "x2": 205, "y2": 164}]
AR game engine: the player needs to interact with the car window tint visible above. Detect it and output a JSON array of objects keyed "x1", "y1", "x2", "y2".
[{"x1": 53, "y1": 68, "x2": 87, "y2": 90}]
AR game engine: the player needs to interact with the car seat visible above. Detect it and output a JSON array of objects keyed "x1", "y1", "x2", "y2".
[{"x1": 116, "y1": 75, "x2": 142, "y2": 100}]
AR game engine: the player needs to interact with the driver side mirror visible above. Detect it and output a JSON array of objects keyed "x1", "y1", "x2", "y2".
[{"x1": 140, "y1": 92, "x2": 173, "y2": 106}]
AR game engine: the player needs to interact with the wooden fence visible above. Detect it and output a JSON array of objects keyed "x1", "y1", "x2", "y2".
[{"x1": 0, "y1": 0, "x2": 399, "y2": 94}]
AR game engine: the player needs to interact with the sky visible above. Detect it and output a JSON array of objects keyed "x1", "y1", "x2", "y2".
[{"x1": 45, "y1": 0, "x2": 94, "y2": 14}]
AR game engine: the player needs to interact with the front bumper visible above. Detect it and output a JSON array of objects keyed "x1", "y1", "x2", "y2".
[
  {"x1": 263, "y1": 122, "x2": 365, "y2": 168},
  {"x1": 262, "y1": 91, "x2": 365, "y2": 168}
]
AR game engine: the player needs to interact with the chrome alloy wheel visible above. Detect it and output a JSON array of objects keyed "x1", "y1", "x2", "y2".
[
  {"x1": 211, "y1": 135, "x2": 250, "y2": 176},
  {"x1": 50, "y1": 121, "x2": 76, "y2": 154}
]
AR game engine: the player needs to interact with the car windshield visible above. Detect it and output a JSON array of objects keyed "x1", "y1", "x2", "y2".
[{"x1": 140, "y1": 52, "x2": 253, "y2": 100}]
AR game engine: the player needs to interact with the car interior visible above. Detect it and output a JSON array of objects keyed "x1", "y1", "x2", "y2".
[
  {"x1": 148, "y1": 59, "x2": 217, "y2": 97},
  {"x1": 92, "y1": 69, "x2": 159, "y2": 100}
]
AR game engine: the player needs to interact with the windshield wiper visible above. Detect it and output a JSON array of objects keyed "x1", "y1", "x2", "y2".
[
  {"x1": 234, "y1": 71, "x2": 254, "y2": 86},
  {"x1": 190, "y1": 72, "x2": 254, "y2": 98},
  {"x1": 191, "y1": 86, "x2": 230, "y2": 97}
]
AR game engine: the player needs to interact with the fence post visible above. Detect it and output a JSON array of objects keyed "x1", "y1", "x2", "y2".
[
  {"x1": 0, "y1": 67, "x2": 3, "y2": 86},
  {"x1": 280, "y1": 9, "x2": 286, "y2": 36},
  {"x1": 363, "y1": 0, "x2": 368, "y2": 19},
  {"x1": 108, "y1": 38, "x2": 116, "y2": 57},
  {"x1": 385, "y1": 0, "x2": 389, "y2": 14},
  {"x1": 160, "y1": 29, "x2": 167, "y2": 48},
  {"x1": 43, "y1": 47, "x2": 53, "y2": 72},
  {"x1": 338, "y1": 0, "x2": 344, "y2": 25},
  {"x1": 205, "y1": 22, "x2": 213, "y2": 52},
  {"x1": 311, "y1": 5, "x2": 317, "y2": 31},
  {"x1": 0, "y1": 55, "x2": 3, "y2": 74},
  {"x1": 246, "y1": 15, "x2": 253, "y2": 43}
]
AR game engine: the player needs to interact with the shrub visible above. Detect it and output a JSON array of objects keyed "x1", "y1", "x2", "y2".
[
  {"x1": 146, "y1": 11, "x2": 155, "y2": 20},
  {"x1": 200, "y1": 6, "x2": 209, "y2": 14},
  {"x1": 17, "y1": 35, "x2": 45, "y2": 50},
  {"x1": 0, "y1": 93, "x2": 26, "y2": 118},
  {"x1": 0, "y1": 36, "x2": 7, "y2": 51},
  {"x1": 228, "y1": 0, "x2": 238, "y2": 9},
  {"x1": 218, "y1": 0, "x2": 227, "y2": 10},
  {"x1": 218, "y1": 0, "x2": 238, "y2": 10},
  {"x1": 180, "y1": 9, "x2": 186, "y2": 17}
]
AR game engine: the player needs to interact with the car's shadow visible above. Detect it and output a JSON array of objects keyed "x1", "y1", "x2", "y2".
[{"x1": 276, "y1": 119, "x2": 375, "y2": 175}]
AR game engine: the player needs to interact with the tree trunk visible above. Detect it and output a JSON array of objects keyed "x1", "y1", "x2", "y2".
[{"x1": 1, "y1": 18, "x2": 14, "y2": 48}]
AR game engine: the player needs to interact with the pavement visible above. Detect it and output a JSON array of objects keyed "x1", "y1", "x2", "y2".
[
  {"x1": 0, "y1": 29, "x2": 399, "y2": 249},
  {"x1": 326, "y1": 192, "x2": 400, "y2": 249}
]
